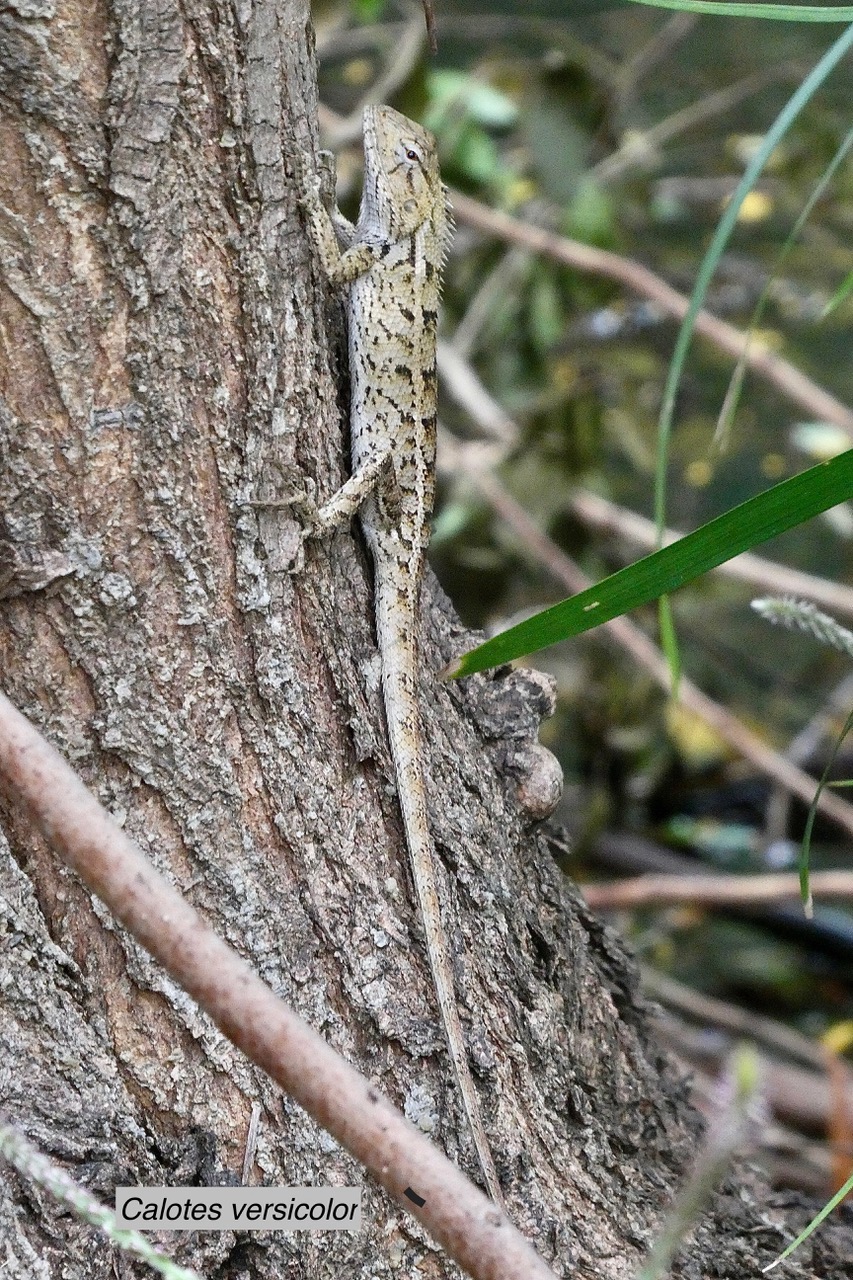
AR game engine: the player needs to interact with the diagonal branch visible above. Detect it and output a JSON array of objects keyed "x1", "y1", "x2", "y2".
[
  {"x1": 0, "y1": 690, "x2": 557, "y2": 1280},
  {"x1": 449, "y1": 190, "x2": 853, "y2": 436}
]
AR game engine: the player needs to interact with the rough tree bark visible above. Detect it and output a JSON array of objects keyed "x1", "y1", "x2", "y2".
[{"x1": 1, "y1": 2, "x2": 850, "y2": 1278}]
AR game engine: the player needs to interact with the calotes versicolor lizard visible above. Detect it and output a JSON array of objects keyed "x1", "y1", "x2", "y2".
[{"x1": 297, "y1": 104, "x2": 503, "y2": 1205}]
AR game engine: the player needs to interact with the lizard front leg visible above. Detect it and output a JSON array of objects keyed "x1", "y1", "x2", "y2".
[
  {"x1": 294, "y1": 151, "x2": 393, "y2": 539},
  {"x1": 298, "y1": 157, "x2": 376, "y2": 286}
]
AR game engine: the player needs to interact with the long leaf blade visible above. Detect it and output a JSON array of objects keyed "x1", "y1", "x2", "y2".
[
  {"x1": 623, "y1": 1, "x2": 853, "y2": 21},
  {"x1": 445, "y1": 451, "x2": 853, "y2": 678}
]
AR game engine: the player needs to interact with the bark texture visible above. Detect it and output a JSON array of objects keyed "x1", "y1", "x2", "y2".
[{"x1": 0, "y1": 2, "x2": 845, "y2": 1278}]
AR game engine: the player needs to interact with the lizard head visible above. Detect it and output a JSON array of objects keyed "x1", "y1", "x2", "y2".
[{"x1": 361, "y1": 105, "x2": 449, "y2": 243}]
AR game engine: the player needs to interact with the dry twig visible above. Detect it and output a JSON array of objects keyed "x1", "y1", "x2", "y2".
[
  {"x1": 449, "y1": 190, "x2": 853, "y2": 437},
  {"x1": 582, "y1": 870, "x2": 853, "y2": 911}
]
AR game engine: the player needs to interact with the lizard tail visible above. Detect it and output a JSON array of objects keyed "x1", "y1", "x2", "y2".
[{"x1": 375, "y1": 572, "x2": 505, "y2": 1208}]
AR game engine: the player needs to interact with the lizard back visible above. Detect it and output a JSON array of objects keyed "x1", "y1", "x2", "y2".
[{"x1": 347, "y1": 106, "x2": 450, "y2": 571}]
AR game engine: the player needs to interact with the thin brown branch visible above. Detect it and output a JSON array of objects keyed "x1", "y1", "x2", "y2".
[
  {"x1": 441, "y1": 16, "x2": 618, "y2": 83},
  {"x1": 569, "y1": 489, "x2": 853, "y2": 621},
  {"x1": 438, "y1": 341, "x2": 518, "y2": 444},
  {"x1": 450, "y1": 247, "x2": 532, "y2": 360},
  {"x1": 423, "y1": 0, "x2": 438, "y2": 54},
  {"x1": 612, "y1": 12, "x2": 697, "y2": 103},
  {"x1": 594, "y1": 66, "x2": 788, "y2": 186},
  {"x1": 642, "y1": 967, "x2": 827, "y2": 1073},
  {"x1": 317, "y1": 22, "x2": 427, "y2": 150},
  {"x1": 449, "y1": 190, "x2": 853, "y2": 437},
  {"x1": 0, "y1": 690, "x2": 558, "y2": 1280},
  {"x1": 582, "y1": 870, "x2": 853, "y2": 911}
]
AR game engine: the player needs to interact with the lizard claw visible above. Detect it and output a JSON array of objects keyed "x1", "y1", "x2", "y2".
[
  {"x1": 315, "y1": 150, "x2": 338, "y2": 210},
  {"x1": 247, "y1": 477, "x2": 318, "y2": 519},
  {"x1": 297, "y1": 154, "x2": 336, "y2": 219},
  {"x1": 297, "y1": 168, "x2": 323, "y2": 214},
  {"x1": 243, "y1": 477, "x2": 319, "y2": 573}
]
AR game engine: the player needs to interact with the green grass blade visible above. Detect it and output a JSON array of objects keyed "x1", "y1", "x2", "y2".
[
  {"x1": 763, "y1": 1167, "x2": 853, "y2": 1269},
  {"x1": 798, "y1": 704, "x2": 853, "y2": 914},
  {"x1": 444, "y1": 450, "x2": 853, "y2": 678},
  {"x1": 821, "y1": 266, "x2": 853, "y2": 317},
  {"x1": 647, "y1": 20, "x2": 853, "y2": 686},
  {"x1": 624, "y1": 1, "x2": 853, "y2": 21},
  {"x1": 658, "y1": 595, "x2": 681, "y2": 694},
  {"x1": 717, "y1": 124, "x2": 853, "y2": 446},
  {"x1": 653, "y1": 20, "x2": 853, "y2": 537}
]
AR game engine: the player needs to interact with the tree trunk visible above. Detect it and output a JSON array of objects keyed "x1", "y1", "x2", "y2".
[{"x1": 1, "y1": 2, "x2": 845, "y2": 1277}]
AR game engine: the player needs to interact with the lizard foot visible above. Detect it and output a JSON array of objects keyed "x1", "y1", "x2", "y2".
[
  {"x1": 245, "y1": 479, "x2": 319, "y2": 573},
  {"x1": 247, "y1": 477, "x2": 318, "y2": 521}
]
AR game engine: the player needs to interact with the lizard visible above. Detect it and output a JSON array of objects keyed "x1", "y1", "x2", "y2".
[{"x1": 295, "y1": 104, "x2": 504, "y2": 1207}]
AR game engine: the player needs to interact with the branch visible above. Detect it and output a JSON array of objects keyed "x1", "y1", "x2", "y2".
[
  {"x1": 583, "y1": 870, "x2": 853, "y2": 910},
  {"x1": 449, "y1": 189, "x2": 853, "y2": 437},
  {"x1": 0, "y1": 690, "x2": 557, "y2": 1280}
]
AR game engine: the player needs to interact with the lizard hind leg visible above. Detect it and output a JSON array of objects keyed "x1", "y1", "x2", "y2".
[{"x1": 309, "y1": 442, "x2": 394, "y2": 538}]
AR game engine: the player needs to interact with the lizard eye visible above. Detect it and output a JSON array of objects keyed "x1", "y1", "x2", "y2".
[{"x1": 404, "y1": 147, "x2": 420, "y2": 162}]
